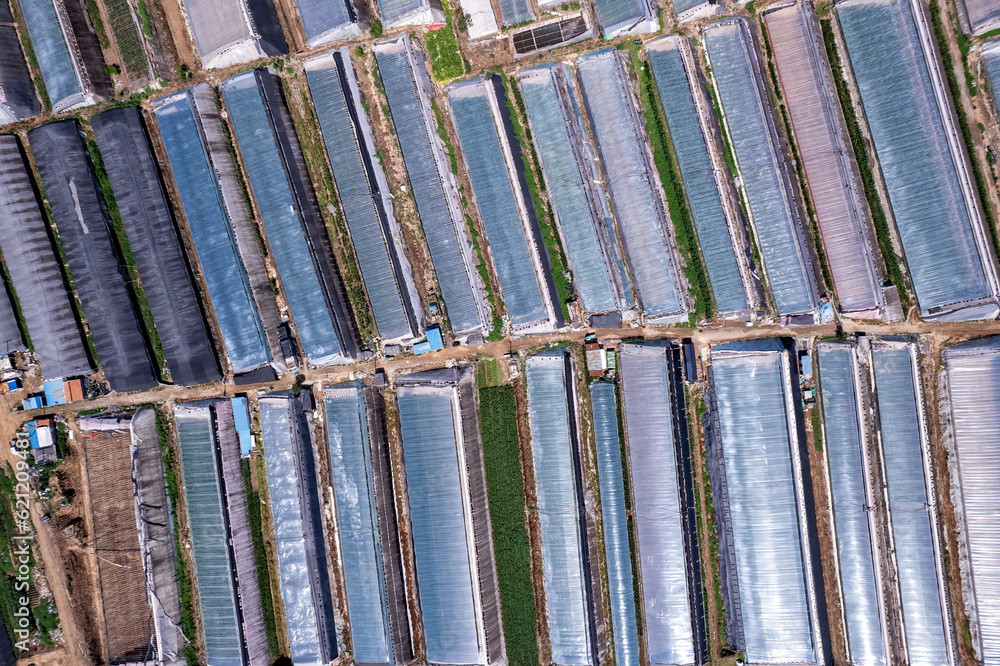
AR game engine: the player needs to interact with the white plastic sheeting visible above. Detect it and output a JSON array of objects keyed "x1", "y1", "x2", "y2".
[
  {"x1": 525, "y1": 351, "x2": 592, "y2": 666},
  {"x1": 260, "y1": 395, "x2": 328, "y2": 666},
  {"x1": 815, "y1": 343, "x2": 889, "y2": 666},
  {"x1": 837, "y1": 0, "x2": 999, "y2": 321},
  {"x1": 708, "y1": 339, "x2": 823, "y2": 665},
  {"x1": 763, "y1": 1, "x2": 883, "y2": 318},
  {"x1": 589, "y1": 381, "x2": 638, "y2": 666},
  {"x1": 576, "y1": 49, "x2": 688, "y2": 323},
  {"x1": 703, "y1": 18, "x2": 819, "y2": 318},
  {"x1": 456, "y1": 0, "x2": 498, "y2": 39},
  {"x1": 619, "y1": 343, "x2": 695, "y2": 665},
  {"x1": 179, "y1": 0, "x2": 264, "y2": 68},
  {"x1": 376, "y1": 0, "x2": 444, "y2": 28},
  {"x1": 870, "y1": 340, "x2": 955, "y2": 666},
  {"x1": 943, "y1": 337, "x2": 1000, "y2": 666},
  {"x1": 294, "y1": 0, "x2": 358, "y2": 47},
  {"x1": 396, "y1": 382, "x2": 485, "y2": 665}
]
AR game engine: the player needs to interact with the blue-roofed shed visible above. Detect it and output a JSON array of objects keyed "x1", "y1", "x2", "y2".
[
  {"x1": 413, "y1": 326, "x2": 444, "y2": 355},
  {"x1": 232, "y1": 396, "x2": 254, "y2": 456},
  {"x1": 43, "y1": 380, "x2": 67, "y2": 406},
  {"x1": 22, "y1": 395, "x2": 44, "y2": 410}
]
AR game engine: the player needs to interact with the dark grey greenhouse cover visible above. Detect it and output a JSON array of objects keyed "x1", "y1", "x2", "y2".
[
  {"x1": 28, "y1": 120, "x2": 157, "y2": 392},
  {"x1": 0, "y1": 277, "x2": 23, "y2": 355},
  {"x1": 304, "y1": 49, "x2": 422, "y2": 345},
  {"x1": 91, "y1": 107, "x2": 221, "y2": 386},
  {"x1": 222, "y1": 68, "x2": 360, "y2": 366},
  {"x1": 0, "y1": 22, "x2": 40, "y2": 125},
  {"x1": 0, "y1": 136, "x2": 90, "y2": 379}
]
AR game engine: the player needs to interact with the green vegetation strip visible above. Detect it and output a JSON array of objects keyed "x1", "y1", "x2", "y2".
[
  {"x1": 629, "y1": 46, "x2": 714, "y2": 323},
  {"x1": 820, "y1": 19, "x2": 911, "y2": 313},
  {"x1": 476, "y1": 364, "x2": 539, "y2": 666},
  {"x1": 502, "y1": 74, "x2": 572, "y2": 322},
  {"x1": 758, "y1": 18, "x2": 834, "y2": 295},
  {"x1": 928, "y1": 0, "x2": 1000, "y2": 265},
  {"x1": 425, "y1": 0, "x2": 467, "y2": 82},
  {"x1": 137, "y1": 0, "x2": 152, "y2": 38},
  {"x1": 86, "y1": 139, "x2": 168, "y2": 380},
  {"x1": 242, "y1": 458, "x2": 280, "y2": 657},
  {"x1": 13, "y1": 10, "x2": 50, "y2": 112},
  {"x1": 84, "y1": 0, "x2": 109, "y2": 48}
]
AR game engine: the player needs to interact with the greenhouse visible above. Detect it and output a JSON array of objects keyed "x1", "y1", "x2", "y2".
[
  {"x1": 152, "y1": 87, "x2": 277, "y2": 376},
  {"x1": 178, "y1": 0, "x2": 265, "y2": 68},
  {"x1": 706, "y1": 339, "x2": 826, "y2": 665},
  {"x1": 870, "y1": 339, "x2": 955, "y2": 666},
  {"x1": 576, "y1": 49, "x2": 688, "y2": 323},
  {"x1": 294, "y1": 0, "x2": 358, "y2": 47},
  {"x1": 395, "y1": 367, "x2": 504, "y2": 665},
  {"x1": 815, "y1": 342, "x2": 889, "y2": 666},
  {"x1": 0, "y1": 281, "x2": 21, "y2": 355},
  {"x1": 174, "y1": 403, "x2": 247, "y2": 666},
  {"x1": 837, "y1": 0, "x2": 999, "y2": 321},
  {"x1": 958, "y1": 0, "x2": 1000, "y2": 35},
  {"x1": 620, "y1": 342, "x2": 703, "y2": 666},
  {"x1": 589, "y1": 381, "x2": 639, "y2": 666},
  {"x1": 943, "y1": 337, "x2": 1000, "y2": 666},
  {"x1": 324, "y1": 382, "x2": 412, "y2": 666},
  {"x1": 592, "y1": 0, "x2": 656, "y2": 38},
  {"x1": 525, "y1": 350, "x2": 597, "y2": 666},
  {"x1": 17, "y1": 0, "x2": 97, "y2": 111},
  {"x1": 91, "y1": 107, "x2": 221, "y2": 387},
  {"x1": 374, "y1": 35, "x2": 489, "y2": 339},
  {"x1": 671, "y1": 0, "x2": 720, "y2": 23},
  {"x1": 516, "y1": 63, "x2": 630, "y2": 319},
  {"x1": 376, "y1": 0, "x2": 444, "y2": 28},
  {"x1": 985, "y1": 39, "x2": 1000, "y2": 117},
  {"x1": 646, "y1": 36, "x2": 757, "y2": 318},
  {"x1": 763, "y1": 1, "x2": 884, "y2": 319},
  {"x1": 305, "y1": 49, "x2": 422, "y2": 345},
  {"x1": 703, "y1": 19, "x2": 819, "y2": 319},
  {"x1": 496, "y1": 0, "x2": 531, "y2": 26},
  {"x1": 28, "y1": 120, "x2": 157, "y2": 393},
  {"x1": 223, "y1": 68, "x2": 358, "y2": 367},
  {"x1": 448, "y1": 77, "x2": 558, "y2": 335},
  {"x1": 0, "y1": 8, "x2": 39, "y2": 125},
  {"x1": 0, "y1": 135, "x2": 89, "y2": 380},
  {"x1": 260, "y1": 393, "x2": 339, "y2": 665}
]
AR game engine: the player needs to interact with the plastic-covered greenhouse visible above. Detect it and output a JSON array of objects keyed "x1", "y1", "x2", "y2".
[
  {"x1": 0, "y1": 18, "x2": 39, "y2": 125},
  {"x1": 174, "y1": 403, "x2": 247, "y2": 666},
  {"x1": 496, "y1": 0, "x2": 531, "y2": 26},
  {"x1": 815, "y1": 342, "x2": 889, "y2": 666},
  {"x1": 260, "y1": 393, "x2": 338, "y2": 665},
  {"x1": 980, "y1": 39, "x2": 1000, "y2": 139},
  {"x1": 591, "y1": 0, "x2": 656, "y2": 38},
  {"x1": 646, "y1": 36, "x2": 757, "y2": 319},
  {"x1": 0, "y1": 285, "x2": 21, "y2": 356},
  {"x1": 17, "y1": 0, "x2": 96, "y2": 111},
  {"x1": 305, "y1": 49, "x2": 422, "y2": 345},
  {"x1": 376, "y1": 0, "x2": 444, "y2": 28},
  {"x1": 395, "y1": 367, "x2": 504, "y2": 665},
  {"x1": 324, "y1": 382, "x2": 413, "y2": 666},
  {"x1": 870, "y1": 339, "x2": 956, "y2": 666},
  {"x1": 589, "y1": 381, "x2": 639, "y2": 666},
  {"x1": 576, "y1": 49, "x2": 688, "y2": 324},
  {"x1": 620, "y1": 342, "x2": 704, "y2": 666},
  {"x1": 28, "y1": 120, "x2": 157, "y2": 393},
  {"x1": 0, "y1": 135, "x2": 89, "y2": 379},
  {"x1": 374, "y1": 35, "x2": 489, "y2": 339},
  {"x1": 705, "y1": 339, "x2": 826, "y2": 665},
  {"x1": 152, "y1": 85, "x2": 280, "y2": 376},
  {"x1": 943, "y1": 337, "x2": 1000, "y2": 666},
  {"x1": 763, "y1": 1, "x2": 884, "y2": 319},
  {"x1": 525, "y1": 350, "x2": 598, "y2": 666},
  {"x1": 178, "y1": 0, "x2": 265, "y2": 68},
  {"x1": 516, "y1": 63, "x2": 630, "y2": 319},
  {"x1": 222, "y1": 68, "x2": 359, "y2": 367},
  {"x1": 447, "y1": 77, "x2": 558, "y2": 335},
  {"x1": 837, "y1": 0, "x2": 999, "y2": 321},
  {"x1": 703, "y1": 18, "x2": 820, "y2": 319},
  {"x1": 671, "y1": 0, "x2": 719, "y2": 23},
  {"x1": 294, "y1": 0, "x2": 358, "y2": 47},
  {"x1": 91, "y1": 107, "x2": 221, "y2": 387},
  {"x1": 958, "y1": 0, "x2": 1000, "y2": 35}
]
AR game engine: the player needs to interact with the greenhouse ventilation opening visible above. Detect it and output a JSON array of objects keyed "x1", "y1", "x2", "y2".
[
  {"x1": 394, "y1": 367, "x2": 504, "y2": 665},
  {"x1": 705, "y1": 338, "x2": 829, "y2": 665},
  {"x1": 324, "y1": 382, "x2": 413, "y2": 666}
]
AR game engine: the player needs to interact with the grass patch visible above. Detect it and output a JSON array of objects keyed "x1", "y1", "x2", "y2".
[
  {"x1": 629, "y1": 46, "x2": 714, "y2": 323},
  {"x1": 476, "y1": 369, "x2": 539, "y2": 666},
  {"x1": 0, "y1": 464, "x2": 40, "y2": 652},
  {"x1": 821, "y1": 19, "x2": 911, "y2": 313},
  {"x1": 758, "y1": 18, "x2": 833, "y2": 295},
  {"x1": 137, "y1": 0, "x2": 152, "y2": 38},
  {"x1": 928, "y1": 0, "x2": 1000, "y2": 265},
  {"x1": 86, "y1": 139, "x2": 168, "y2": 380},
  {"x1": 424, "y1": 0, "x2": 467, "y2": 82},
  {"x1": 370, "y1": 18, "x2": 383, "y2": 38},
  {"x1": 502, "y1": 74, "x2": 572, "y2": 322},
  {"x1": 243, "y1": 458, "x2": 279, "y2": 657},
  {"x1": 811, "y1": 405, "x2": 824, "y2": 452}
]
